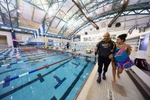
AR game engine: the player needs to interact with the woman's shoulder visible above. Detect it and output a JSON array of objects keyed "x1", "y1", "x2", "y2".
[
  {"x1": 125, "y1": 44, "x2": 131, "y2": 48},
  {"x1": 116, "y1": 43, "x2": 130, "y2": 48}
]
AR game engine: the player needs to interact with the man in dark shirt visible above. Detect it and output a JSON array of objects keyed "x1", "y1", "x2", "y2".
[{"x1": 95, "y1": 32, "x2": 115, "y2": 83}]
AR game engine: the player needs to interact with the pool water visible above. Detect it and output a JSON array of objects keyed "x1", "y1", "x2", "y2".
[{"x1": 0, "y1": 48, "x2": 96, "y2": 100}]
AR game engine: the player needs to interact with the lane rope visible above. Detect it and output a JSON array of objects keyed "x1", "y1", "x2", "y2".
[
  {"x1": 0, "y1": 52, "x2": 64, "y2": 68},
  {"x1": 0, "y1": 54, "x2": 78, "y2": 85}
]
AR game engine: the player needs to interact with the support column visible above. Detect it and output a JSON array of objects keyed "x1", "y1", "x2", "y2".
[{"x1": 44, "y1": 35, "x2": 48, "y2": 48}]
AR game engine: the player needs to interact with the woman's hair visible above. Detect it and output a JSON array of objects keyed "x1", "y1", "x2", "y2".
[{"x1": 117, "y1": 34, "x2": 127, "y2": 42}]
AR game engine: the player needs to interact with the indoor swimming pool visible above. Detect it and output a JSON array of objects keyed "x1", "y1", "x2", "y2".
[{"x1": 0, "y1": 48, "x2": 96, "y2": 100}]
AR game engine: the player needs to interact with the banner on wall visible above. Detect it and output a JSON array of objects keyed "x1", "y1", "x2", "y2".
[
  {"x1": 139, "y1": 34, "x2": 149, "y2": 51},
  {"x1": 48, "y1": 39, "x2": 54, "y2": 46}
]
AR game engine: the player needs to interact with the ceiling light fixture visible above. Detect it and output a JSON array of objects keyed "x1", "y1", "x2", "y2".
[{"x1": 17, "y1": 9, "x2": 20, "y2": 13}]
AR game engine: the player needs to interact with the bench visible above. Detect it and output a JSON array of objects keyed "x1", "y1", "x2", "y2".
[
  {"x1": 131, "y1": 65, "x2": 150, "y2": 88},
  {"x1": 127, "y1": 65, "x2": 150, "y2": 99}
]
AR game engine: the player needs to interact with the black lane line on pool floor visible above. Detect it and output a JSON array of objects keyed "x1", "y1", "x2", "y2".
[
  {"x1": 0, "y1": 58, "x2": 73, "y2": 99},
  {"x1": 0, "y1": 68, "x2": 22, "y2": 75},
  {"x1": 51, "y1": 96, "x2": 57, "y2": 100},
  {"x1": 59, "y1": 61, "x2": 90, "y2": 100}
]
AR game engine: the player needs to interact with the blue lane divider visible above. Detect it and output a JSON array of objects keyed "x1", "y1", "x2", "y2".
[
  {"x1": 0, "y1": 60, "x2": 29, "y2": 67},
  {"x1": 0, "y1": 49, "x2": 10, "y2": 54},
  {"x1": 0, "y1": 54, "x2": 78, "y2": 85},
  {"x1": 0, "y1": 51, "x2": 50, "y2": 64},
  {"x1": 0, "y1": 50, "x2": 12, "y2": 55},
  {"x1": 0, "y1": 53, "x2": 53, "y2": 67},
  {"x1": 0, "y1": 48, "x2": 23, "y2": 58},
  {"x1": 0, "y1": 52, "x2": 45, "y2": 60},
  {"x1": 3, "y1": 76, "x2": 10, "y2": 88},
  {"x1": 0, "y1": 52, "x2": 63, "y2": 67}
]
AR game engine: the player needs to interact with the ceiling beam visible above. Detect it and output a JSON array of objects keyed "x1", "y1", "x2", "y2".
[
  {"x1": 72, "y1": 0, "x2": 99, "y2": 30},
  {"x1": 0, "y1": 7, "x2": 5, "y2": 24},
  {"x1": 5, "y1": 0, "x2": 13, "y2": 27},
  {"x1": 108, "y1": 0, "x2": 129, "y2": 27},
  {"x1": 69, "y1": 4, "x2": 150, "y2": 38}
]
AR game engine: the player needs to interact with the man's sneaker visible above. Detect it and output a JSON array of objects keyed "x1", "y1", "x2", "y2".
[
  {"x1": 97, "y1": 77, "x2": 101, "y2": 83},
  {"x1": 102, "y1": 74, "x2": 106, "y2": 80}
]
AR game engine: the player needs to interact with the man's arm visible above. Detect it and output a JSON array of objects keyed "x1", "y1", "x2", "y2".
[
  {"x1": 95, "y1": 47, "x2": 98, "y2": 56},
  {"x1": 110, "y1": 41, "x2": 116, "y2": 54},
  {"x1": 109, "y1": 41, "x2": 116, "y2": 59}
]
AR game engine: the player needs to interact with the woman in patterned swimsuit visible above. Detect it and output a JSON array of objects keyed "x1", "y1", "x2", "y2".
[{"x1": 111, "y1": 34, "x2": 131, "y2": 82}]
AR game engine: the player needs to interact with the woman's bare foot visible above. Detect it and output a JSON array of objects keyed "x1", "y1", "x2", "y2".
[
  {"x1": 117, "y1": 73, "x2": 120, "y2": 79},
  {"x1": 111, "y1": 78, "x2": 116, "y2": 83}
]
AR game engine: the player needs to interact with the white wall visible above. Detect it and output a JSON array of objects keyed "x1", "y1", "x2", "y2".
[
  {"x1": 15, "y1": 33, "x2": 71, "y2": 44},
  {"x1": 15, "y1": 33, "x2": 45, "y2": 42},
  {"x1": 0, "y1": 31, "x2": 13, "y2": 47},
  {"x1": 71, "y1": 28, "x2": 150, "y2": 51},
  {"x1": 126, "y1": 28, "x2": 150, "y2": 40}
]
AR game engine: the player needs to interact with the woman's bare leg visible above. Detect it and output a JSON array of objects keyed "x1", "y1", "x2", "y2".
[
  {"x1": 111, "y1": 62, "x2": 116, "y2": 82},
  {"x1": 117, "y1": 68, "x2": 123, "y2": 78}
]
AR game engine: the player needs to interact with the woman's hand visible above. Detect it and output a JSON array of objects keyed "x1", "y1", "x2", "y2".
[{"x1": 109, "y1": 54, "x2": 113, "y2": 59}]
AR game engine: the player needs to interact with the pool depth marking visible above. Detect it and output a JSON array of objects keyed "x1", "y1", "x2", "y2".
[{"x1": 0, "y1": 54, "x2": 78, "y2": 85}]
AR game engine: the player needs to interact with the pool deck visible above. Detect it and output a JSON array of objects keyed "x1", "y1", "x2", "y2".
[{"x1": 60, "y1": 49, "x2": 148, "y2": 100}]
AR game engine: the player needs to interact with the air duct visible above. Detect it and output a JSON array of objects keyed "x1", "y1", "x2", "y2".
[
  {"x1": 108, "y1": 0, "x2": 129, "y2": 27},
  {"x1": 72, "y1": 0, "x2": 99, "y2": 30}
]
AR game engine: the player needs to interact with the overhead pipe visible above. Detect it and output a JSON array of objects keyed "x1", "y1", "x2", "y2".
[
  {"x1": 72, "y1": 0, "x2": 99, "y2": 30},
  {"x1": 108, "y1": 0, "x2": 129, "y2": 27}
]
